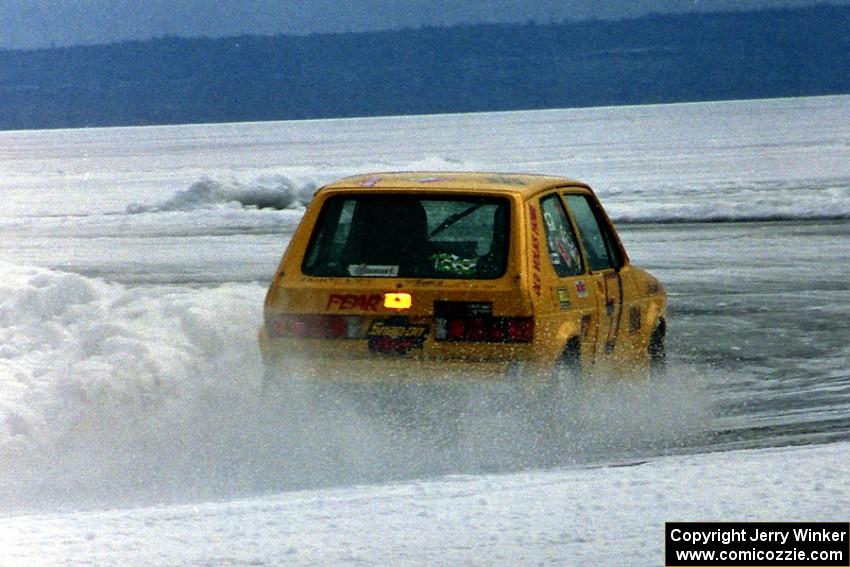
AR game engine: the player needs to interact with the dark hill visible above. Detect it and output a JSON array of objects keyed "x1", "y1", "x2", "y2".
[{"x1": 1, "y1": 6, "x2": 848, "y2": 130}]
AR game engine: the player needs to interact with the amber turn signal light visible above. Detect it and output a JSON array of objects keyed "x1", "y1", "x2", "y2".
[{"x1": 384, "y1": 292, "x2": 412, "y2": 310}]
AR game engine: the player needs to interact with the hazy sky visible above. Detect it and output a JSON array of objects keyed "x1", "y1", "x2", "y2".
[{"x1": 2, "y1": 0, "x2": 849, "y2": 50}]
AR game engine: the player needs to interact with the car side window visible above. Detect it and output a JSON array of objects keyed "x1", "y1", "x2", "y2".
[
  {"x1": 302, "y1": 198, "x2": 356, "y2": 274},
  {"x1": 540, "y1": 194, "x2": 583, "y2": 277},
  {"x1": 564, "y1": 194, "x2": 623, "y2": 272}
]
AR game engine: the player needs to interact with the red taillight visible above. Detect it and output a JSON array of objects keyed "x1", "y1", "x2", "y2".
[
  {"x1": 325, "y1": 315, "x2": 346, "y2": 338},
  {"x1": 466, "y1": 318, "x2": 488, "y2": 341},
  {"x1": 446, "y1": 318, "x2": 466, "y2": 340},
  {"x1": 267, "y1": 314, "x2": 359, "y2": 339},
  {"x1": 436, "y1": 317, "x2": 534, "y2": 343},
  {"x1": 488, "y1": 320, "x2": 506, "y2": 343},
  {"x1": 506, "y1": 318, "x2": 534, "y2": 342}
]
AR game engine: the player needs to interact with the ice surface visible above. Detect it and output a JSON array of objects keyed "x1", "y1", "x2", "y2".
[
  {"x1": 1, "y1": 96, "x2": 848, "y2": 285},
  {"x1": 0, "y1": 96, "x2": 848, "y2": 564}
]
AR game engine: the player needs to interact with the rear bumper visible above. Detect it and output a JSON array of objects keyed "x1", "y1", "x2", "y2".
[
  {"x1": 266, "y1": 356, "x2": 526, "y2": 382},
  {"x1": 259, "y1": 328, "x2": 538, "y2": 382}
]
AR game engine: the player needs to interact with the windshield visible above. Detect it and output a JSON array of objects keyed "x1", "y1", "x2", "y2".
[{"x1": 302, "y1": 194, "x2": 510, "y2": 279}]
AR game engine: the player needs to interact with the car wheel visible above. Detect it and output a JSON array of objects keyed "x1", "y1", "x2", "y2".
[
  {"x1": 551, "y1": 337, "x2": 582, "y2": 383},
  {"x1": 648, "y1": 320, "x2": 666, "y2": 374}
]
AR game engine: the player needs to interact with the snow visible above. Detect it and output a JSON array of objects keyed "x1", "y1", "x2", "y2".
[
  {"x1": 126, "y1": 175, "x2": 318, "y2": 213},
  {"x1": 1, "y1": 441, "x2": 847, "y2": 566},
  {"x1": 0, "y1": 95, "x2": 848, "y2": 565}
]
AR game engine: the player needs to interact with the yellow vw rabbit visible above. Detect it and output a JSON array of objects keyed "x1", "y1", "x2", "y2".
[{"x1": 260, "y1": 172, "x2": 666, "y2": 383}]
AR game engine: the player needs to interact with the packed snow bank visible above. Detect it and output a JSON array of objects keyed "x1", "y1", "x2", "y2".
[
  {"x1": 127, "y1": 175, "x2": 318, "y2": 213},
  {"x1": 0, "y1": 262, "x2": 265, "y2": 450},
  {"x1": 0, "y1": 262, "x2": 270, "y2": 507},
  {"x1": 1, "y1": 441, "x2": 847, "y2": 567}
]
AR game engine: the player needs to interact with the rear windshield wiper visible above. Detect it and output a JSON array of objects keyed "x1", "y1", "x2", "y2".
[{"x1": 429, "y1": 202, "x2": 485, "y2": 237}]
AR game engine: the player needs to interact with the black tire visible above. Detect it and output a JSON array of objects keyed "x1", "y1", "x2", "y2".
[
  {"x1": 648, "y1": 319, "x2": 666, "y2": 373},
  {"x1": 550, "y1": 337, "x2": 582, "y2": 383}
]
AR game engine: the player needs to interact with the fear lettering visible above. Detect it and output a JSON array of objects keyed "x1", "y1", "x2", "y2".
[{"x1": 326, "y1": 293, "x2": 382, "y2": 311}]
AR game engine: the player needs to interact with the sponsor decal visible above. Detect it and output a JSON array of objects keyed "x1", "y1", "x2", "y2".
[
  {"x1": 326, "y1": 293, "x2": 382, "y2": 311},
  {"x1": 414, "y1": 176, "x2": 447, "y2": 184},
  {"x1": 367, "y1": 318, "x2": 429, "y2": 355},
  {"x1": 556, "y1": 287, "x2": 571, "y2": 310},
  {"x1": 348, "y1": 264, "x2": 400, "y2": 277},
  {"x1": 575, "y1": 279, "x2": 588, "y2": 298},
  {"x1": 556, "y1": 239, "x2": 580, "y2": 269},
  {"x1": 431, "y1": 252, "x2": 478, "y2": 276},
  {"x1": 528, "y1": 203, "x2": 542, "y2": 296},
  {"x1": 542, "y1": 208, "x2": 581, "y2": 271}
]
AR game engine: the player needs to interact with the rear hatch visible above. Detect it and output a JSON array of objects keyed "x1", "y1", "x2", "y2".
[{"x1": 263, "y1": 190, "x2": 534, "y2": 364}]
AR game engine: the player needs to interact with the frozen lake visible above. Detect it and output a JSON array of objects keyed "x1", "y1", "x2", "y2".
[{"x1": 1, "y1": 96, "x2": 848, "y2": 565}]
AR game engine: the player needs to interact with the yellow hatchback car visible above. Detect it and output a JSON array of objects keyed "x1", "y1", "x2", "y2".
[{"x1": 260, "y1": 172, "x2": 666, "y2": 383}]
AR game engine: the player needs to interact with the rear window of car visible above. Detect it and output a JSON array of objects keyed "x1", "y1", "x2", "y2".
[{"x1": 302, "y1": 194, "x2": 510, "y2": 279}]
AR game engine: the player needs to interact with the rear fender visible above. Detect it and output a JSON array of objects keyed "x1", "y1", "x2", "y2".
[{"x1": 533, "y1": 321, "x2": 582, "y2": 376}]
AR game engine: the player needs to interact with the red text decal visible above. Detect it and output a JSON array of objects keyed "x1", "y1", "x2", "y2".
[
  {"x1": 326, "y1": 293, "x2": 382, "y2": 311},
  {"x1": 528, "y1": 203, "x2": 542, "y2": 296}
]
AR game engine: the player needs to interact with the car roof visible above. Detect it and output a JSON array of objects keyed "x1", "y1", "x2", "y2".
[{"x1": 319, "y1": 172, "x2": 592, "y2": 199}]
